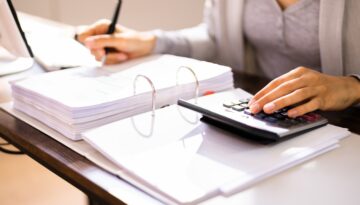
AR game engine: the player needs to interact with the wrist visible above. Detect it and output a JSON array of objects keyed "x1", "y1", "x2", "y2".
[
  {"x1": 347, "y1": 76, "x2": 360, "y2": 105},
  {"x1": 141, "y1": 32, "x2": 157, "y2": 55},
  {"x1": 148, "y1": 29, "x2": 167, "y2": 54}
]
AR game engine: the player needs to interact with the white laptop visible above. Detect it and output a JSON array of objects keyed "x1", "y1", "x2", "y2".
[
  {"x1": 21, "y1": 13, "x2": 100, "y2": 71},
  {"x1": 0, "y1": 0, "x2": 98, "y2": 74}
]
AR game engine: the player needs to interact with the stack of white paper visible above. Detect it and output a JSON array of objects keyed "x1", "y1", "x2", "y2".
[
  {"x1": 82, "y1": 89, "x2": 350, "y2": 205},
  {"x1": 10, "y1": 55, "x2": 234, "y2": 140}
]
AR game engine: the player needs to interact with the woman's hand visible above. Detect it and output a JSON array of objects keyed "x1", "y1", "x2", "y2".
[
  {"x1": 76, "y1": 19, "x2": 156, "y2": 65},
  {"x1": 248, "y1": 67, "x2": 360, "y2": 118}
]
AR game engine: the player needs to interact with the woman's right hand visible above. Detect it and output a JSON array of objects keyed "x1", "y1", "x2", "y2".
[{"x1": 76, "y1": 19, "x2": 156, "y2": 65}]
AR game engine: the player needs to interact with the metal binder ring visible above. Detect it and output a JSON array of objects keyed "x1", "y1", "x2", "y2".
[
  {"x1": 176, "y1": 105, "x2": 199, "y2": 125},
  {"x1": 130, "y1": 114, "x2": 155, "y2": 138},
  {"x1": 133, "y1": 75, "x2": 156, "y2": 116},
  {"x1": 176, "y1": 66, "x2": 200, "y2": 103}
]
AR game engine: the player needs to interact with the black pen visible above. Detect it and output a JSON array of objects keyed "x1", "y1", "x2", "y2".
[{"x1": 101, "y1": 0, "x2": 122, "y2": 65}]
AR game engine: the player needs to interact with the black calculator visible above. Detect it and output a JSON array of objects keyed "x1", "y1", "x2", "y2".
[{"x1": 178, "y1": 89, "x2": 328, "y2": 142}]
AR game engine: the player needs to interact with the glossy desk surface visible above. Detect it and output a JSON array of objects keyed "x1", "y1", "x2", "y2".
[{"x1": 0, "y1": 14, "x2": 360, "y2": 205}]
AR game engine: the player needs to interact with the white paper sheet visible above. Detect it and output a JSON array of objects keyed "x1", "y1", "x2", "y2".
[
  {"x1": 82, "y1": 103, "x2": 350, "y2": 204},
  {"x1": 0, "y1": 101, "x2": 350, "y2": 205},
  {"x1": 10, "y1": 55, "x2": 234, "y2": 140}
]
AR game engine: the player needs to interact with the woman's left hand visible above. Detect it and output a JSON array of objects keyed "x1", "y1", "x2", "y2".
[{"x1": 248, "y1": 67, "x2": 360, "y2": 118}]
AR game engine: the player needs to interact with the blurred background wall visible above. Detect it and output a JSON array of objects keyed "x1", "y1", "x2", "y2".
[{"x1": 12, "y1": 0, "x2": 205, "y2": 30}]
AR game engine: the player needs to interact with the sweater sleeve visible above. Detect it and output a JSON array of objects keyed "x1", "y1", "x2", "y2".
[{"x1": 151, "y1": 0, "x2": 216, "y2": 61}]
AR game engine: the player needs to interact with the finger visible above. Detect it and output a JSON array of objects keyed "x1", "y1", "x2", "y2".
[
  {"x1": 77, "y1": 19, "x2": 111, "y2": 43},
  {"x1": 84, "y1": 34, "x2": 128, "y2": 51},
  {"x1": 90, "y1": 49, "x2": 105, "y2": 61},
  {"x1": 104, "y1": 53, "x2": 129, "y2": 65},
  {"x1": 249, "y1": 75, "x2": 301, "y2": 114},
  {"x1": 251, "y1": 78, "x2": 306, "y2": 113},
  {"x1": 287, "y1": 98, "x2": 322, "y2": 118},
  {"x1": 262, "y1": 87, "x2": 317, "y2": 114},
  {"x1": 249, "y1": 69, "x2": 302, "y2": 106}
]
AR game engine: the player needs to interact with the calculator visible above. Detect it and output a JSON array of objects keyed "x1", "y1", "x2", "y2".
[{"x1": 177, "y1": 89, "x2": 328, "y2": 142}]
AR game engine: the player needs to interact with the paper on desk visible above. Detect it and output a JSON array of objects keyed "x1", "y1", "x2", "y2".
[
  {"x1": 0, "y1": 96, "x2": 350, "y2": 205},
  {"x1": 10, "y1": 55, "x2": 233, "y2": 140},
  {"x1": 82, "y1": 103, "x2": 350, "y2": 205},
  {"x1": 0, "y1": 102, "x2": 164, "y2": 205},
  {"x1": 11, "y1": 55, "x2": 232, "y2": 111}
]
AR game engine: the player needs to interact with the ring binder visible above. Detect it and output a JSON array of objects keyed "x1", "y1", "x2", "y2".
[
  {"x1": 175, "y1": 66, "x2": 201, "y2": 124},
  {"x1": 133, "y1": 74, "x2": 157, "y2": 116},
  {"x1": 132, "y1": 75, "x2": 157, "y2": 137},
  {"x1": 176, "y1": 66, "x2": 200, "y2": 104},
  {"x1": 10, "y1": 54, "x2": 234, "y2": 140},
  {"x1": 176, "y1": 105, "x2": 199, "y2": 124},
  {"x1": 130, "y1": 114, "x2": 155, "y2": 137}
]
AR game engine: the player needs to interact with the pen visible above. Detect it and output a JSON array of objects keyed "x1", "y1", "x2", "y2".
[{"x1": 101, "y1": 0, "x2": 122, "y2": 65}]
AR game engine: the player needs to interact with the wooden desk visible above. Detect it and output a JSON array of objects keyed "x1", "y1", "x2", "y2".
[
  {"x1": 1, "y1": 68, "x2": 360, "y2": 205},
  {"x1": 1, "y1": 14, "x2": 360, "y2": 205}
]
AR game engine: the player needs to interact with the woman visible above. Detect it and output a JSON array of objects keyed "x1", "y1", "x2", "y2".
[{"x1": 77, "y1": 0, "x2": 360, "y2": 118}]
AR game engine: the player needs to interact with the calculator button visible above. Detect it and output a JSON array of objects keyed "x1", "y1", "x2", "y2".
[
  {"x1": 240, "y1": 98, "x2": 250, "y2": 103},
  {"x1": 300, "y1": 113, "x2": 321, "y2": 122},
  {"x1": 306, "y1": 113, "x2": 321, "y2": 121},
  {"x1": 287, "y1": 118, "x2": 302, "y2": 125},
  {"x1": 223, "y1": 100, "x2": 243, "y2": 108},
  {"x1": 244, "y1": 109, "x2": 252, "y2": 115},
  {"x1": 280, "y1": 112, "x2": 288, "y2": 117},
  {"x1": 274, "y1": 110, "x2": 282, "y2": 114},
  {"x1": 223, "y1": 102, "x2": 235, "y2": 108},
  {"x1": 300, "y1": 115, "x2": 313, "y2": 122},
  {"x1": 263, "y1": 116, "x2": 278, "y2": 123},
  {"x1": 232, "y1": 100, "x2": 243, "y2": 105},
  {"x1": 277, "y1": 120, "x2": 293, "y2": 128},
  {"x1": 239, "y1": 99, "x2": 249, "y2": 104},
  {"x1": 232, "y1": 105, "x2": 246, "y2": 111},
  {"x1": 240, "y1": 103, "x2": 249, "y2": 109},
  {"x1": 273, "y1": 113, "x2": 286, "y2": 120},
  {"x1": 254, "y1": 112, "x2": 267, "y2": 119},
  {"x1": 279, "y1": 119, "x2": 295, "y2": 128},
  {"x1": 291, "y1": 116, "x2": 309, "y2": 124},
  {"x1": 279, "y1": 107, "x2": 291, "y2": 113}
]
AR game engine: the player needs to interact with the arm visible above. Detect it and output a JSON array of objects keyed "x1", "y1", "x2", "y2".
[
  {"x1": 248, "y1": 67, "x2": 360, "y2": 118},
  {"x1": 76, "y1": 0, "x2": 216, "y2": 64},
  {"x1": 151, "y1": 23, "x2": 216, "y2": 61},
  {"x1": 145, "y1": 0, "x2": 217, "y2": 61}
]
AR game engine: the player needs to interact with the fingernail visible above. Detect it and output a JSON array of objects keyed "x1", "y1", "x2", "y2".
[
  {"x1": 248, "y1": 99, "x2": 255, "y2": 106},
  {"x1": 264, "y1": 103, "x2": 275, "y2": 113},
  {"x1": 250, "y1": 103, "x2": 260, "y2": 113},
  {"x1": 288, "y1": 110, "x2": 298, "y2": 118}
]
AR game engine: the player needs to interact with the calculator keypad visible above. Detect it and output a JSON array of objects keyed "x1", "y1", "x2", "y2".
[{"x1": 223, "y1": 99, "x2": 323, "y2": 128}]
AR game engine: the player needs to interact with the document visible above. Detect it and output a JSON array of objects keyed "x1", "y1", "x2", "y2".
[
  {"x1": 7, "y1": 54, "x2": 350, "y2": 204},
  {"x1": 0, "y1": 99, "x2": 350, "y2": 205},
  {"x1": 10, "y1": 55, "x2": 234, "y2": 140},
  {"x1": 82, "y1": 89, "x2": 350, "y2": 205}
]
